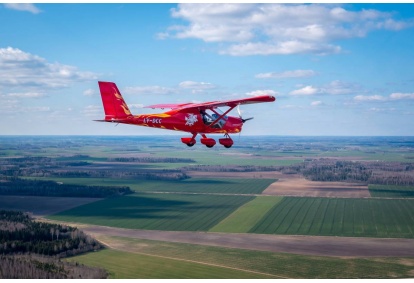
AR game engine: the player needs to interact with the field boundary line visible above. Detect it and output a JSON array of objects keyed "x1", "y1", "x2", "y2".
[{"x1": 96, "y1": 237, "x2": 288, "y2": 279}]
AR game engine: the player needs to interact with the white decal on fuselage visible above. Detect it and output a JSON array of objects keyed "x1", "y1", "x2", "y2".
[{"x1": 185, "y1": 113, "x2": 198, "y2": 126}]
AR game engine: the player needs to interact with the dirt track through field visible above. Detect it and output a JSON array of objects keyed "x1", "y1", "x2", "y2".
[{"x1": 83, "y1": 225, "x2": 414, "y2": 257}]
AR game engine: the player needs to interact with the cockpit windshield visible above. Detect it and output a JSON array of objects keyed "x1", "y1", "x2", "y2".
[{"x1": 201, "y1": 108, "x2": 228, "y2": 128}]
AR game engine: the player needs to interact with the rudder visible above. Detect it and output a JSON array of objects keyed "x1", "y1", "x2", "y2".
[{"x1": 98, "y1": 81, "x2": 133, "y2": 121}]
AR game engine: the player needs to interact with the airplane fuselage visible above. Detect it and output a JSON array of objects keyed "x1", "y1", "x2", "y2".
[{"x1": 110, "y1": 109, "x2": 243, "y2": 134}]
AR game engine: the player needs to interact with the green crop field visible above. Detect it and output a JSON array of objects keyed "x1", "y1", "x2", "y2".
[
  {"x1": 0, "y1": 195, "x2": 101, "y2": 216},
  {"x1": 70, "y1": 236, "x2": 414, "y2": 279},
  {"x1": 250, "y1": 197, "x2": 414, "y2": 238},
  {"x1": 48, "y1": 193, "x2": 254, "y2": 231},
  {"x1": 25, "y1": 177, "x2": 275, "y2": 195},
  {"x1": 209, "y1": 196, "x2": 283, "y2": 233},
  {"x1": 134, "y1": 178, "x2": 276, "y2": 194},
  {"x1": 48, "y1": 195, "x2": 414, "y2": 238},
  {"x1": 67, "y1": 249, "x2": 273, "y2": 279},
  {"x1": 369, "y1": 184, "x2": 414, "y2": 198}
]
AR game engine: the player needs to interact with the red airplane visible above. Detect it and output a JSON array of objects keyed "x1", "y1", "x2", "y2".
[{"x1": 96, "y1": 81, "x2": 276, "y2": 148}]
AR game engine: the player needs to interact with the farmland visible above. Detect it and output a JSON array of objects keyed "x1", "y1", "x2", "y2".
[
  {"x1": 48, "y1": 194, "x2": 414, "y2": 239},
  {"x1": 1, "y1": 135, "x2": 414, "y2": 278},
  {"x1": 369, "y1": 184, "x2": 414, "y2": 198},
  {"x1": 48, "y1": 193, "x2": 254, "y2": 231},
  {"x1": 24, "y1": 177, "x2": 275, "y2": 194},
  {"x1": 67, "y1": 236, "x2": 414, "y2": 279},
  {"x1": 249, "y1": 197, "x2": 414, "y2": 238},
  {"x1": 67, "y1": 249, "x2": 274, "y2": 279}
]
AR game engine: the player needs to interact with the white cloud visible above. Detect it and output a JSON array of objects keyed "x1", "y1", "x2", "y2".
[
  {"x1": 390, "y1": 92, "x2": 414, "y2": 100},
  {"x1": 290, "y1": 85, "x2": 319, "y2": 96},
  {"x1": 178, "y1": 81, "x2": 216, "y2": 93},
  {"x1": 256, "y1": 69, "x2": 316, "y2": 79},
  {"x1": 128, "y1": 104, "x2": 144, "y2": 109},
  {"x1": 353, "y1": 93, "x2": 414, "y2": 103},
  {"x1": 321, "y1": 80, "x2": 360, "y2": 95},
  {"x1": 310, "y1": 100, "x2": 323, "y2": 106},
  {"x1": 164, "y1": 4, "x2": 413, "y2": 56},
  {"x1": 83, "y1": 89, "x2": 95, "y2": 96},
  {"x1": 8, "y1": 92, "x2": 46, "y2": 98},
  {"x1": 28, "y1": 106, "x2": 50, "y2": 112},
  {"x1": 368, "y1": 107, "x2": 396, "y2": 112},
  {"x1": 246, "y1": 90, "x2": 278, "y2": 97},
  {"x1": 124, "y1": 86, "x2": 176, "y2": 95},
  {"x1": 0, "y1": 47, "x2": 97, "y2": 90},
  {"x1": 4, "y1": 4, "x2": 41, "y2": 14},
  {"x1": 280, "y1": 104, "x2": 304, "y2": 109},
  {"x1": 221, "y1": 41, "x2": 340, "y2": 56},
  {"x1": 290, "y1": 80, "x2": 360, "y2": 96},
  {"x1": 354, "y1": 95, "x2": 387, "y2": 101},
  {"x1": 82, "y1": 105, "x2": 102, "y2": 116}
]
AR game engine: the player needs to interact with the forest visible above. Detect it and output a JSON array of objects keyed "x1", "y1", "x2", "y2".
[
  {"x1": 0, "y1": 177, "x2": 133, "y2": 197},
  {"x1": 0, "y1": 210, "x2": 107, "y2": 279},
  {"x1": 281, "y1": 159, "x2": 414, "y2": 185}
]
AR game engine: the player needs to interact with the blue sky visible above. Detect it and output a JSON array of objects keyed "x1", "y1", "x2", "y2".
[{"x1": 1, "y1": 3, "x2": 414, "y2": 136}]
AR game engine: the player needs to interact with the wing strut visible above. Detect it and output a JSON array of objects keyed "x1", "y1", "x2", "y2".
[{"x1": 208, "y1": 106, "x2": 236, "y2": 128}]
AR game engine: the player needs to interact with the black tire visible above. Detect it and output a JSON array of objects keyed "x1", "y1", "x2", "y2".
[
  {"x1": 224, "y1": 145, "x2": 232, "y2": 148},
  {"x1": 206, "y1": 145, "x2": 214, "y2": 148},
  {"x1": 187, "y1": 142, "x2": 195, "y2": 147}
]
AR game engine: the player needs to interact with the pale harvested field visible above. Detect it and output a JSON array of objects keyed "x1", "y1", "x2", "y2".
[
  {"x1": 263, "y1": 176, "x2": 370, "y2": 198},
  {"x1": 83, "y1": 225, "x2": 414, "y2": 257},
  {"x1": 186, "y1": 170, "x2": 287, "y2": 179},
  {"x1": 187, "y1": 171, "x2": 370, "y2": 198}
]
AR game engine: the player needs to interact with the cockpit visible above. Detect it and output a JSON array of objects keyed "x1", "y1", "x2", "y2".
[{"x1": 200, "y1": 108, "x2": 228, "y2": 128}]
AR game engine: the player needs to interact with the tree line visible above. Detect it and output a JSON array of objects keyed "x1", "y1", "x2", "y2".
[
  {"x1": 0, "y1": 210, "x2": 107, "y2": 279},
  {"x1": 0, "y1": 177, "x2": 133, "y2": 198},
  {"x1": 0, "y1": 210, "x2": 102, "y2": 257},
  {"x1": 0, "y1": 255, "x2": 108, "y2": 279},
  {"x1": 280, "y1": 159, "x2": 414, "y2": 185}
]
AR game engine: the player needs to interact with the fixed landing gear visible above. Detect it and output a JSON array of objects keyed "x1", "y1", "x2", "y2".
[
  {"x1": 181, "y1": 133, "x2": 233, "y2": 148},
  {"x1": 219, "y1": 134, "x2": 233, "y2": 148},
  {"x1": 200, "y1": 134, "x2": 216, "y2": 148},
  {"x1": 181, "y1": 137, "x2": 196, "y2": 147},
  {"x1": 181, "y1": 133, "x2": 197, "y2": 147}
]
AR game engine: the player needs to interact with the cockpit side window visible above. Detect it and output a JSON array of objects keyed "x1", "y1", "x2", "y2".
[{"x1": 200, "y1": 109, "x2": 227, "y2": 128}]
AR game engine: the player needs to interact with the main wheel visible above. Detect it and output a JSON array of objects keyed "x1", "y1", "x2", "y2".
[
  {"x1": 224, "y1": 145, "x2": 232, "y2": 148},
  {"x1": 187, "y1": 142, "x2": 195, "y2": 147},
  {"x1": 206, "y1": 144, "x2": 214, "y2": 148}
]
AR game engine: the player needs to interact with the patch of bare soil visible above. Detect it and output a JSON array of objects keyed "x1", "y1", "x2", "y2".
[
  {"x1": 83, "y1": 225, "x2": 414, "y2": 257},
  {"x1": 262, "y1": 176, "x2": 370, "y2": 198},
  {"x1": 187, "y1": 171, "x2": 370, "y2": 198}
]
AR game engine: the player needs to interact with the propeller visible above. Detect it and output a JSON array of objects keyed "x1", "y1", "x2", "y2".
[{"x1": 237, "y1": 105, "x2": 254, "y2": 123}]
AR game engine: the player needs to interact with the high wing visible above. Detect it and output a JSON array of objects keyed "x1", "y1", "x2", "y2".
[
  {"x1": 144, "y1": 103, "x2": 193, "y2": 110},
  {"x1": 145, "y1": 95, "x2": 276, "y2": 111}
]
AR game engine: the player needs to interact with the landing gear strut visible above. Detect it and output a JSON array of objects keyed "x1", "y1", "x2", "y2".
[
  {"x1": 219, "y1": 134, "x2": 233, "y2": 148},
  {"x1": 181, "y1": 133, "x2": 233, "y2": 148}
]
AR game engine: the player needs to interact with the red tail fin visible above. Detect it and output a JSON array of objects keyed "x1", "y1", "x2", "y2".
[{"x1": 98, "y1": 81, "x2": 133, "y2": 121}]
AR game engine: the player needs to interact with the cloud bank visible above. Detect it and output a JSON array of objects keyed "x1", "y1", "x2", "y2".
[{"x1": 162, "y1": 4, "x2": 413, "y2": 56}]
